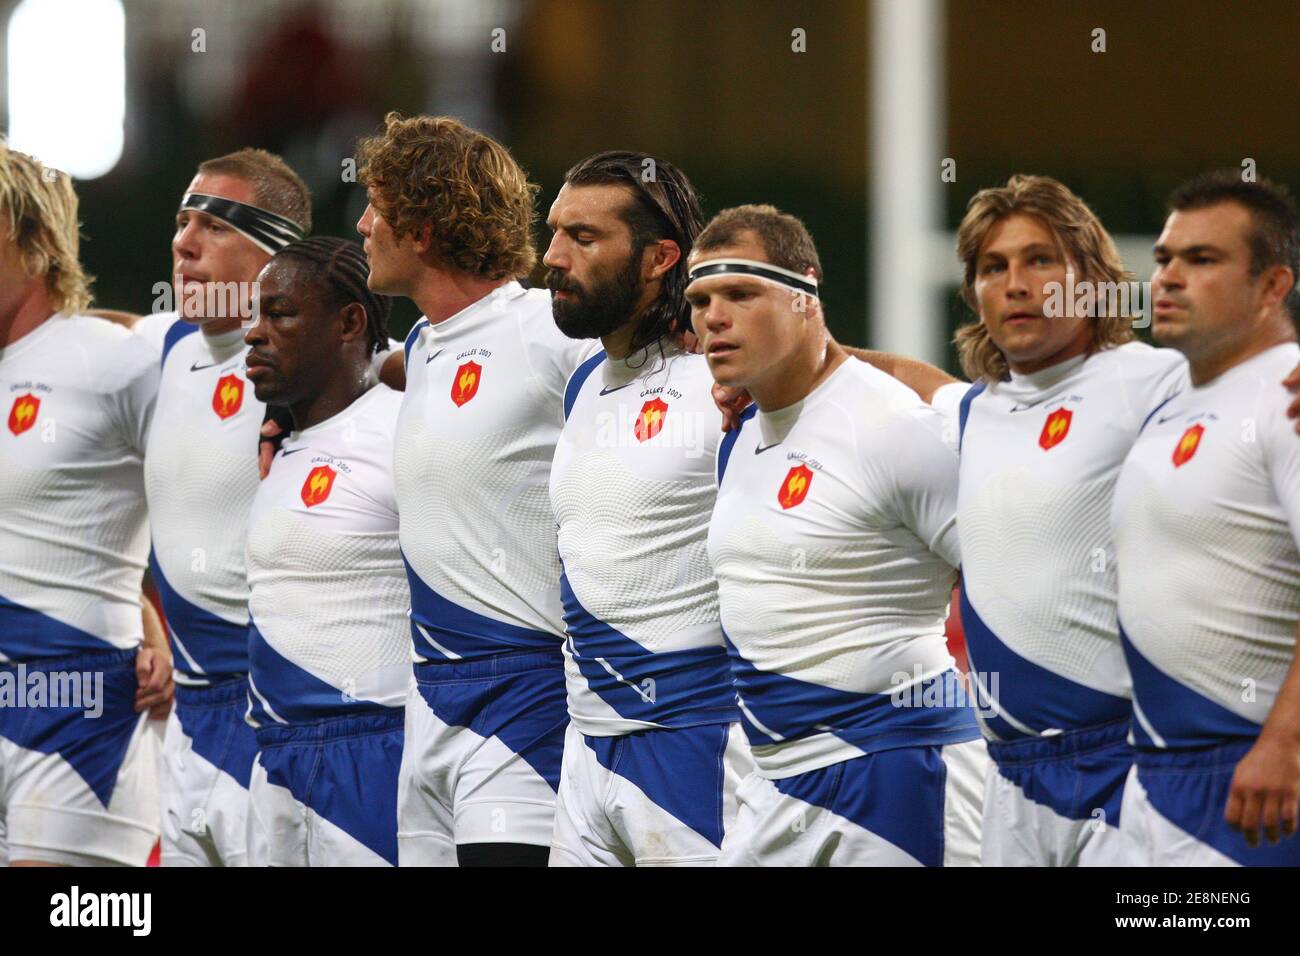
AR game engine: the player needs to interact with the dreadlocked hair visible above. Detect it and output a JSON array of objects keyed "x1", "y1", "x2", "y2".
[{"x1": 272, "y1": 237, "x2": 392, "y2": 354}]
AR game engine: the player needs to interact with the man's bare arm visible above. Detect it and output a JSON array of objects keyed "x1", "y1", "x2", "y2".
[
  {"x1": 1225, "y1": 622, "x2": 1300, "y2": 846},
  {"x1": 378, "y1": 349, "x2": 406, "y2": 391}
]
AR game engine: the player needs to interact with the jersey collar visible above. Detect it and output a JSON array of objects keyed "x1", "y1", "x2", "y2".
[
  {"x1": 201, "y1": 324, "x2": 248, "y2": 358},
  {"x1": 599, "y1": 336, "x2": 686, "y2": 391},
  {"x1": 1005, "y1": 351, "x2": 1088, "y2": 393}
]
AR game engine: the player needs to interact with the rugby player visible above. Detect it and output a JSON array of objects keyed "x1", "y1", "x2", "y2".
[
  {"x1": 241, "y1": 237, "x2": 407, "y2": 866},
  {"x1": 1114, "y1": 172, "x2": 1300, "y2": 865},
  {"x1": 356, "y1": 114, "x2": 589, "y2": 867},
  {"x1": 943, "y1": 175, "x2": 1188, "y2": 865},
  {"x1": 544, "y1": 152, "x2": 754, "y2": 866},
  {"x1": 0, "y1": 143, "x2": 165, "y2": 866},
  {"x1": 134, "y1": 149, "x2": 311, "y2": 866},
  {"x1": 687, "y1": 205, "x2": 987, "y2": 866}
]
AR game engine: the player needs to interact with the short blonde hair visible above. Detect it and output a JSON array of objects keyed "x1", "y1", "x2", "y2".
[
  {"x1": 954, "y1": 174, "x2": 1135, "y2": 382},
  {"x1": 0, "y1": 141, "x2": 91, "y2": 314},
  {"x1": 197, "y1": 148, "x2": 312, "y2": 233}
]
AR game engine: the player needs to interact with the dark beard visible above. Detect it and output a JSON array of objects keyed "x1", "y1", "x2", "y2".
[{"x1": 547, "y1": 254, "x2": 643, "y2": 341}]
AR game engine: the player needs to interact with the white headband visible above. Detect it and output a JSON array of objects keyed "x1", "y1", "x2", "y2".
[{"x1": 686, "y1": 257, "x2": 819, "y2": 297}]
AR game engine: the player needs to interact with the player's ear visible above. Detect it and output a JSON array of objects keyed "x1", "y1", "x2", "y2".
[
  {"x1": 805, "y1": 294, "x2": 824, "y2": 324},
  {"x1": 412, "y1": 222, "x2": 435, "y2": 256},
  {"x1": 645, "y1": 238, "x2": 681, "y2": 281},
  {"x1": 337, "y1": 302, "x2": 367, "y2": 343},
  {"x1": 1260, "y1": 263, "x2": 1296, "y2": 312}
]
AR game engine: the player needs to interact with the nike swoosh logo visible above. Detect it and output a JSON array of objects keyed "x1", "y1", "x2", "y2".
[
  {"x1": 754, "y1": 442, "x2": 782, "y2": 454},
  {"x1": 1157, "y1": 414, "x2": 1181, "y2": 425},
  {"x1": 281, "y1": 447, "x2": 307, "y2": 456},
  {"x1": 425, "y1": 348, "x2": 444, "y2": 364},
  {"x1": 190, "y1": 361, "x2": 218, "y2": 371},
  {"x1": 599, "y1": 382, "x2": 636, "y2": 395},
  {"x1": 1008, "y1": 400, "x2": 1045, "y2": 413}
]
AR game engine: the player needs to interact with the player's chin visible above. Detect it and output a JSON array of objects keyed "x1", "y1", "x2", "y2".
[
  {"x1": 364, "y1": 268, "x2": 395, "y2": 296},
  {"x1": 1150, "y1": 315, "x2": 1186, "y2": 344},
  {"x1": 247, "y1": 372, "x2": 283, "y2": 404},
  {"x1": 994, "y1": 330, "x2": 1050, "y2": 363},
  {"x1": 705, "y1": 354, "x2": 745, "y2": 387}
]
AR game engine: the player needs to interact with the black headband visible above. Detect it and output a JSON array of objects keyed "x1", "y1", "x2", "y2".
[
  {"x1": 686, "y1": 258, "x2": 819, "y2": 297},
  {"x1": 179, "y1": 193, "x2": 305, "y2": 253}
]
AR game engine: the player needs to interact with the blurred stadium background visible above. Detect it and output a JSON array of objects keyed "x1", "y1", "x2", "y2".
[{"x1": 2, "y1": 0, "x2": 1298, "y2": 365}]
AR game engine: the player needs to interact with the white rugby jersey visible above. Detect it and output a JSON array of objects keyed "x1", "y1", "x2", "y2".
[
  {"x1": 0, "y1": 314, "x2": 158, "y2": 661},
  {"x1": 136, "y1": 313, "x2": 263, "y2": 684},
  {"x1": 245, "y1": 384, "x2": 410, "y2": 725},
  {"x1": 396, "y1": 281, "x2": 596, "y2": 661},
  {"x1": 1113, "y1": 342, "x2": 1300, "y2": 750},
  {"x1": 709, "y1": 358, "x2": 977, "y2": 778},
  {"x1": 550, "y1": 341, "x2": 738, "y2": 736},
  {"x1": 954, "y1": 343, "x2": 1189, "y2": 741}
]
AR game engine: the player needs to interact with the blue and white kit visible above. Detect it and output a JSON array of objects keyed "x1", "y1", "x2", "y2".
[
  {"x1": 549, "y1": 341, "x2": 751, "y2": 866},
  {"x1": 1113, "y1": 342, "x2": 1300, "y2": 867},
  {"x1": 944, "y1": 342, "x2": 1188, "y2": 866},
  {"x1": 395, "y1": 281, "x2": 594, "y2": 864},
  {"x1": 0, "y1": 314, "x2": 161, "y2": 866},
  {"x1": 244, "y1": 384, "x2": 409, "y2": 866},
  {"x1": 710, "y1": 358, "x2": 985, "y2": 866},
  {"x1": 136, "y1": 312, "x2": 263, "y2": 866}
]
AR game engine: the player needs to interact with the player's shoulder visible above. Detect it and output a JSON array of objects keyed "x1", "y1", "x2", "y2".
[
  {"x1": 649, "y1": 345, "x2": 713, "y2": 389},
  {"x1": 294, "y1": 385, "x2": 402, "y2": 462},
  {"x1": 134, "y1": 311, "x2": 209, "y2": 377},
  {"x1": 132, "y1": 309, "x2": 182, "y2": 350},
  {"x1": 843, "y1": 354, "x2": 925, "y2": 398},
  {"x1": 361, "y1": 382, "x2": 404, "y2": 425},
  {"x1": 1247, "y1": 340, "x2": 1300, "y2": 379},
  {"x1": 490, "y1": 283, "x2": 554, "y2": 335},
  {"x1": 823, "y1": 363, "x2": 956, "y2": 493},
  {"x1": 1095, "y1": 342, "x2": 1190, "y2": 422},
  {"x1": 929, "y1": 380, "x2": 974, "y2": 421},
  {"x1": 816, "y1": 359, "x2": 950, "y2": 462},
  {"x1": 835, "y1": 356, "x2": 930, "y2": 422},
  {"x1": 515, "y1": 287, "x2": 574, "y2": 350},
  {"x1": 1094, "y1": 340, "x2": 1187, "y2": 379},
  {"x1": 58, "y1": 313, "x2": 160, "y2": 391},
  {"x1": 514, "y1": 284, "x2": 556, "y2": 318},
  {"x1": 1242, "y1": 342, "x2": 1300, "y2": 425},
  {"x1": 61, "y1": 311, "x2": 136, "y2": 345}
]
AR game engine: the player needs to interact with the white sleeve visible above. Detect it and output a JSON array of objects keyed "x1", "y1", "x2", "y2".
[
  {"x1": 537, "y1": 331, "x2": 603, "y2": 403},
  {"x1": 878, "y1": 405, "x2": 962, "y2": 567},
  {"x1": 929, "y1": 381, "x2": 970, "y2": 422},
  {"x1": 1143, "y1": 350, "x2": 1191, "y2": 419},
  {"x1": 1265, "y1": 396, "x2": 1300, "y2": 553},
  {"x1": 370, "y1": 338, "x2": 402, "y2": 378},
  {"x1": 105, "y1": 332, "x2": 161, "y2": 457},
  {"x1": 132, "y1": 311, "x2": 181, "y2": 357}
]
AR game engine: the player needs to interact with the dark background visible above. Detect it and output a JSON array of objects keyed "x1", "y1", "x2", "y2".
[{"x1": 2, "y1": 0, "x2": 1298, "y2": 370}]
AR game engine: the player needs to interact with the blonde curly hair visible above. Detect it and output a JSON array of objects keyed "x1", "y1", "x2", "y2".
[
  {"x1": 356, "y1": 113, "x2": 538, "y2": 280},
  {"x1": 954, "y1": 174, "x2": 1135, "y2": 382},
  {"x1": 0, "y1": 141, "x2": 91, "y2": 314}
]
